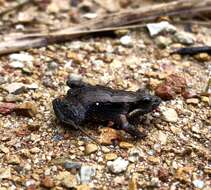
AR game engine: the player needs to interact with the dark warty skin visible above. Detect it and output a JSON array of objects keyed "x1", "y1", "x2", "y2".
[{"x1": 52, "y1": 80, "x2": 161, "y2": 140}]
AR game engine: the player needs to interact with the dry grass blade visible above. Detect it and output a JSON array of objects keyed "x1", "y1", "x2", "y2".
[
  {"x1": 0, "y1": 0, "x2": 34, "y2": 16},
  {"x1": 205, "y1": 78, "x2": 211, "y2": 93}
]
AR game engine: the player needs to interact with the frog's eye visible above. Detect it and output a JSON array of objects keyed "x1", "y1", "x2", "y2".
[
  {"x1": 140, "y1": 97, "x2": 152, "y2": 107},
  {"x1": 142, "y1": 97, "x2": 151, "y2": 102}
]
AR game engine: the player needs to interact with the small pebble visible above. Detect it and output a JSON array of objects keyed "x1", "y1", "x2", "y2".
[
  {"x1": 120, "y1": 35, "x2": 133, "y2": 47},
  {"x1": 9, "y1": 61, "x2": 24, "y2": 69},
  {"x1": 119, "y1": 142, "x2": 133, "y2": 149},
  {"x1": 191, "y1": 125, "x2": 200, "y2": 133},
  {"x1": 194, "y1": 53, "x2": 210, "y2": 62},
  {"x1": 64, "y1": 161, "x2": 81, "y2": 170},
  {"x1": 173, "y1": 32, "x2": 195, "y2": 45},
  {"x1": 128, "y1": 148, "x2": 145, "y2": 163},
  {"x1": 1, "y1": 82, "x2": 38, "y2": 94},
  {"x1": 15, "y1": 102, "x2": 37, "y2": 117},
  {"x1": 128, "y1": 177, "x2": 137, "y2": 190},
  {"x1": 67, "y1": 52, "x2": 82, "y2": 64},
  {"x1": 158, "y1": 168, "x2": 169, "y2": 182},
  {"x1": 9, "y1": 53, "x2": 34, "y2": 62},
  {"x1": 47, "y1": 61, "x2": 58, "y2": 70},
  {"x1": 77, "y1": 184, "x2": 90, "y2": 190},
  {"x1": 161, "y1": 108, "x2": 178, "y2": 123},
  {"x1": 115, "y1": 29, "x2": 129, "y2": 37},
  {"x1": 7, "y1": 155, "x2": 21, "y2": 165},
  {"x1": 105, "y1": 153, "x2": 118, "y2": 161},
  {"x1": 201, "y1": 96, "x2": 210, "y2": 104},
  {"x1": 4, "y1": 94, "x2": 19, "y2": 102},
  {"x1": 69, "y1": 73, "x2": 82, "y2": 81},
  {"x1": 107, "y1": 157, "x2": 129, "y2": 173},
  {"x1": 83, "y1": 13, "x2": 97, "y2": 19},
  {"x1": 41, "y1": 176, "x2": 55, "y2": 188},
  {"x1": 158, "y1": 131, "x2": 168, "y2": 145},
  {"x1": 0, "y1": 145, "x2": 9, "y2": 153},
  {"x1": 155, "y1": 36, "x2": 172, "y2": 48},
  {"x1": 204, "y1": 167, "x2": 211, "y2": 174},
  {"x1": 1, "y1": 82, "x2": 26, "y2": 94},
  {"x1": 0, "y1": 76, "x2": 7, "y2": 85},
  {"x1": 147, "y1": 156, "x2": 160, "y2": 165},
  {"x1": 193, "y1": 179, "x2": 204, "y2": 189},
  {"x1": 146, "y1": 21, "x2": 176, "y2": 37},
  {"x1": 101, "y1": 146, "x2": 110, "y2": 153},
  {"x1": 30, "y1": 147, "x2": 40, "y2": 153},
  {"x1": 0, "y1": 168, "x2": 11, "y2": 179},
  {"x1": 186, "y1": 98, "x2": 199, "y2": 105},
  {"x1": 56, "y1": 171, "x2": 77, "y2": 188},
  {"x1": 99, "y1": 127, "x2": 119, "y2": 145},
  {"x1": 80, "y1": 166, "x2": 96, "y2": 184},
  {"x1": 85, "y1": 143, "x2": 98, "y2": 155}
]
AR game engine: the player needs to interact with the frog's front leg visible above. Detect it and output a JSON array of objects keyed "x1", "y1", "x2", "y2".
[
  {"x1": 116, "y1": 114, "x2": 146, "y2": 139},
  {"x1": 127, "y1": 109, "x2": 144, "y2": 125}
]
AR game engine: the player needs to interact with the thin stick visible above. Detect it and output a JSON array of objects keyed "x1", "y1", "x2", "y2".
[
  {"x1": 205, "y1": 78, "x2": 211, "y2": 93},
  {"x1": 16, "y1": 23, "x2": 147, "y2": 39},
  {"x1": 59, "y1": 0, "x2": 211, "y2": 33},
  {"x1": 62, "y1": 119, "x2": 102, "y2": 148},
  {"x1": 0, "y1": 24, "x2": 147, "y2": 55},
  {"x1": 173, "y1": 20, "x2": 211, "y2": 27}
]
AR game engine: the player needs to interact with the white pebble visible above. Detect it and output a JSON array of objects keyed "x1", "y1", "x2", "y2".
[
  {"x1": 9, "y1": 53, "x2": 34, "y2": 62},
  {"x1": 107, "y1": 157, "x2": 129, "y2": 173},
  {"x1": 161, "y1": 107, "x2": 178, "y2": 123},
  {"x1": 193, "y1": 179, "x2": 204, "y2": 189},
  {"x1": 120, "y1": 35, "x2": 133, "y2": 47}
]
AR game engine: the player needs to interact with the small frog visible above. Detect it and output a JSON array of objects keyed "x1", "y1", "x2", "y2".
[{"x1": 52, "y1": 80, "x2": 161, "y2": 140}]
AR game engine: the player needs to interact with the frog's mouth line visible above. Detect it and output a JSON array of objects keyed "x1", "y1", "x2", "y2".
[
  {"x1": 128, "y1": 108, "x2": 146, "y2": 117},
  {"x1": 128, "y1": 105, "x2": 160, "y2": 117}
]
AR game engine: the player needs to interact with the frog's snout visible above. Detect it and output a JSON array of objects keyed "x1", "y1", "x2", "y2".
[{"x1": 152, "y1": 96, "x2": 162, "y2": 109}]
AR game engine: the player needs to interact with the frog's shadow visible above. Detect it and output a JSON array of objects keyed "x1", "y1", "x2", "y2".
[
  {"x1": 49, "y1": 114, "x2": 156, "y2": 142},
  {"x1": 49, "y1": 116, "x2": 102, "y2": 139}
]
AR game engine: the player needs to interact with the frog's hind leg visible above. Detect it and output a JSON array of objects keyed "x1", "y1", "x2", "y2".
[
  {"x1": 128, "y1": 109, "x2": 145, "y2": 125},
  {"x1": 52, "y1": 98, "x2": 84, "y2": 128},
  {"x1": 52, "y1": 98, "x2": 71, "y2": 126},
  {"x1": 52, "y1": 98, "x2": 101, "y2": 146},
  {"x1": 116, "y1": 114, "x2": 146, "y2": 139}
]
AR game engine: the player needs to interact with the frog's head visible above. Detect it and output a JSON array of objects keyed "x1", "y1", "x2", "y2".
[
  {"x1": 131, "y1": 90, "x2": 161, "y2": 114},
  {"x1": 138, "y1": 94, "x2": 161, "y2": 113}
]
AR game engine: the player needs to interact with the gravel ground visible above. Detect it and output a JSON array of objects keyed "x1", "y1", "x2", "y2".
[{"x1": 0, "y1": 1, "x2": 211, "y2": 190}]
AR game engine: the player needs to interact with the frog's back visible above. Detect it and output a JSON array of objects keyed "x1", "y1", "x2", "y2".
[{"x1": 75, "y1": 85, "x2": 140, "y2": 105}]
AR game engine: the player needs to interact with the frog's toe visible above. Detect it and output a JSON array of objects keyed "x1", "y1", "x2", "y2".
[{"x1": 121, "y1": 122, "x2": 146, "y2": 139}]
